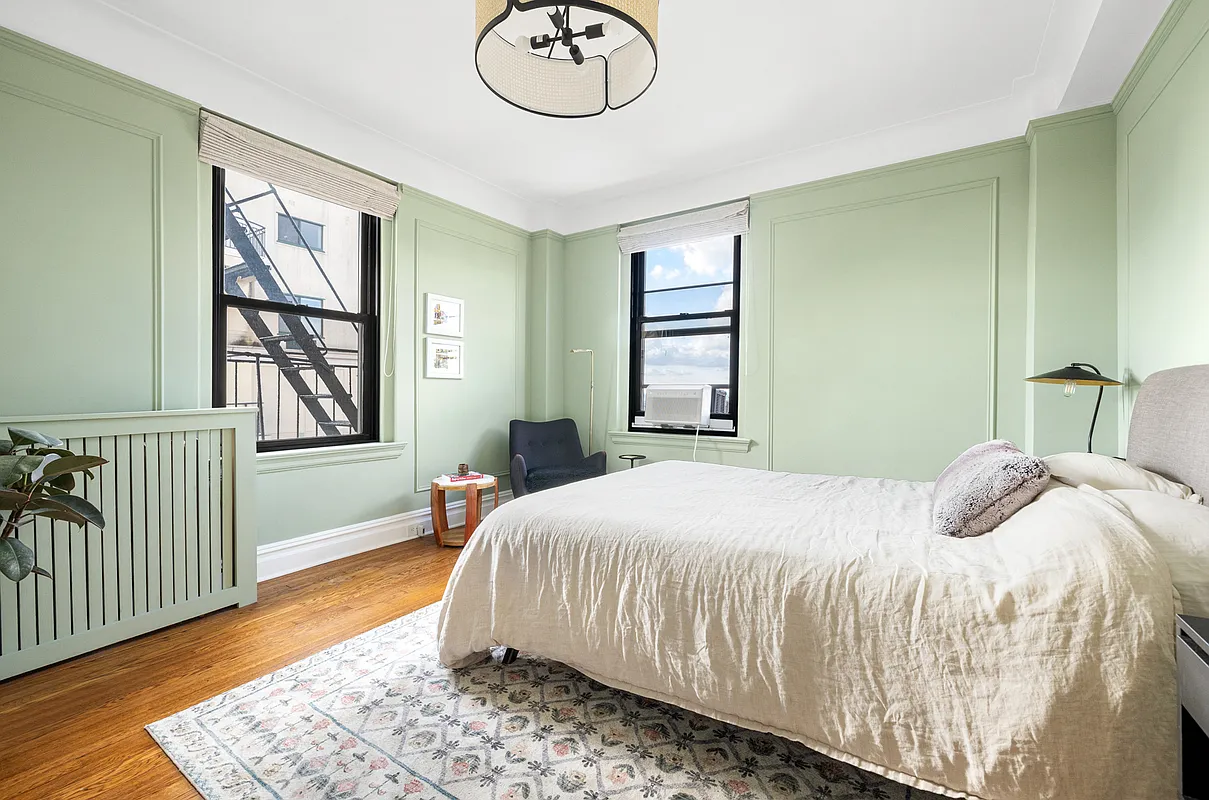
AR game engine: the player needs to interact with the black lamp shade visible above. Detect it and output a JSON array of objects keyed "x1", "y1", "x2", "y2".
[{"x1": 1026, "y1": 364, "x2": 1121, "y2": 387}]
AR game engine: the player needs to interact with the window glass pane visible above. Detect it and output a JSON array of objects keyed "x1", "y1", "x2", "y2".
[
  {"x1": 224, "y1": 307, "x2": 364, "y2": 442},
  {"x1": 644, "y1": 236, "x2": 734, "y2": 290},
  {"x1": 644, "y1": 284, "x2": 733, "y2": 317},
  {"x1": 222, "y1": 170, "x2": 360, "y2": 313},
  {"x1": 642, "y1": 331, "x2": 731, "y2": 386},
  {"x1": 277, "y1": 215, "x2": 325, "y2": 252}
]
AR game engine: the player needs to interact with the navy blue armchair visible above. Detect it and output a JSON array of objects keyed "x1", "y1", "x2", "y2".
[{"x1": 509, "y1": 418, "x2": 607, "y2": 498}]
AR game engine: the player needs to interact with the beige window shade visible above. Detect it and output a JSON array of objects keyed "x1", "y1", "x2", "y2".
[
  {"x1": 199, "y1": 111, "x2": 399, "y2": 219},
  {"x1": 618, "y1": 200, "x2": 749, "y2": 255}
]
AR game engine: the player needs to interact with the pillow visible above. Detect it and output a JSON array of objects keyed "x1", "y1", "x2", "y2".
[
  {"x1": 1044, "y1": 452, "x2": 1200, "y2": 502},
  {"x1": 1106, "y1": 489, "x2": 1209, "y2": 616},
  {"x1": 933, "y1": 440, "x2": 1051, "y2": 538}
]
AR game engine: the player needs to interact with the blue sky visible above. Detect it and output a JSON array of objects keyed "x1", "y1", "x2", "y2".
[{"x1": 642, "y1": 236, "x2": 733, "y2": 386}]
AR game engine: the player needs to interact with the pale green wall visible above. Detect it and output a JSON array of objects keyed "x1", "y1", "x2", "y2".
[
  {"x1": 1026, "y1": 108, "x2": 1119, "y2": 456},
  {"x1": 1116, "y1": 0, "x2": 1209, "y2": 450},
  {"x1": 554, "y1": 132, "x2": 1128, "y2": 479},
  {"x1": 559, "y1": 144, "x2": 1041, "y2": 480},
  {"x1": 0, "y1": 29, "x2": 533, "y2": 545}
]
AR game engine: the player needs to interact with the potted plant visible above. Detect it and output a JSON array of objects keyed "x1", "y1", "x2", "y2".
[{"x1": 0, "y1": 427, "x2": 107, "y2": 582}]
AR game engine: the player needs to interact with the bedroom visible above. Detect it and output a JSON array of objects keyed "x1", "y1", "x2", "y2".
[{"x1": 1, "y1": 0, "x2": 1208, "y2": 797}]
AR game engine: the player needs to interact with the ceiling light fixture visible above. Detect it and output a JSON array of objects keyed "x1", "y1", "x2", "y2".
[{"x1": 476, "y1": 1, "x2": 659, "y2": 118}]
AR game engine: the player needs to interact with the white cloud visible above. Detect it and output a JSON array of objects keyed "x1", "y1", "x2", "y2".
[
  {"x1": 671, "y1": 236, "x2": 733, "y2": 278},
  {"x1": 715, "y1": 285, "x2": 733, "y2": 311}
]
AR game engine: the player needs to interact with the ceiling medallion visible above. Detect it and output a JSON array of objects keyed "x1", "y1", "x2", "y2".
[{"x1": 475, "y1": 1, "x2": 659, "y2": 118}]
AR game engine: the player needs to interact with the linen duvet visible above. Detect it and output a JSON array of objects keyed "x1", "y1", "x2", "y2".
[{"x1": 437, "y1": 461, "x2": 1178, "y2": 800}]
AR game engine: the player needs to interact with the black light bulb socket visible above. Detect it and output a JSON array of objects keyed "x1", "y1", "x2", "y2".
[{"x1": 569, "y1": 44, "x2": 585, "y2": 65}]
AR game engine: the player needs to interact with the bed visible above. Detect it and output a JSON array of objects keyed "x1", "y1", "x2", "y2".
[{"x1": 438, "y1": 365, "x2": 1209, "y2": 800}]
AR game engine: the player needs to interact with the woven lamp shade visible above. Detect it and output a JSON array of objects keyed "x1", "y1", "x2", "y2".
[{"x1": 476, "y1": 0, "x2": 659, "y2": 118}]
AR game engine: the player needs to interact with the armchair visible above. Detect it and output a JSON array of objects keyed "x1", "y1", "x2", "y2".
[{"x1": 509, "y1": 418, "x2": 607, "y2": 498}]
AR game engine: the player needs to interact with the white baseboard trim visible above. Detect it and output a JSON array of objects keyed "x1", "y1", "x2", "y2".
[{"x1": 257, "y1": 490, "x2": 513, "y2": 582}]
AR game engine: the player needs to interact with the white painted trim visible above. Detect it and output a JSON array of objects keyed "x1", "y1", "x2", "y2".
[
  {"x1": 257, "y1": 490, "x2": 512, "y2": 581},
  {"x1": 256, "y1": 441, "x2": 408, "y2": 474},
  {"x1": 608, "y1": 431, "x2": 754, "y2": 454}
]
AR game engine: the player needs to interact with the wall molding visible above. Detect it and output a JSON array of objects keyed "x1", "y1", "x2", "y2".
[
  {"x1": 0, "y1": 26, "x2": 199, "y2": 116},
  {"x1": 1113, "y1": 0, "x2": 1195, "y2": 113},
  {"x1": 257, "y1": 490, "x2": 512, "y2": 581},
  {"x1": 766, "y1": 178, "x2": 1001, "y2": 469},
  {"x1": 1024, "y1": 105, "x2": 1114, "y2": 144},
  {"x1": 0, "y1": 76, "x2": 168, "y2": 410},
  {"x1": 411, "y1": 219, "x2": 526, "y2": 495},
  {"x1": 402, "y1": 185, "x2": 532, "y2": 239},
  {"x1": 256, "y1": 441, "x2": 408, "y2": 475},
  {"x1": 750, "y1": 138, "x2": 1026, "y2": 205}
]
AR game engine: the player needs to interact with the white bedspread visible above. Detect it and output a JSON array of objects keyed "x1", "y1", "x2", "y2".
[{"x1": 437, "y1": 461, "x2": 1177, "y2": 800}]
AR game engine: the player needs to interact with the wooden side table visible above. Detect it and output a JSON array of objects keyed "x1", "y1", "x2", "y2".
[{"x1": 431, "y1": 474, "x2": 499, "y2": 547}]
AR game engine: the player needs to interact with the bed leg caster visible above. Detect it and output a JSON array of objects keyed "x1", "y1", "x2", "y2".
[{"x1": 501, "y1": 647, "x2": 519, "y2": 665}]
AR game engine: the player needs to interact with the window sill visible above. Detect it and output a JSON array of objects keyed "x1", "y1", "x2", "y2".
[
  {"x1": 257, "y1": 441, "x2": 408, "y2": 475},
  {"x1": 607, "y1": 431, "x2": 753, "y2": 454}
]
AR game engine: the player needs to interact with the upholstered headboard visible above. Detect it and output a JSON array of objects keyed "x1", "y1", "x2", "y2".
[{"x1": 1127, "y1": 364, "x2": 1209, "y2": 497}]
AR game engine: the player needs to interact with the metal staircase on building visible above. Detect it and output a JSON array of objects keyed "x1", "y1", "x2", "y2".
[{"x1": 222, "y1": 186, "x2": 358, "y2": 439}]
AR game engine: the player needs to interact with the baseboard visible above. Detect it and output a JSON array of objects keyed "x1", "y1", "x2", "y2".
[{"x1": 257, "y1": 490, "x2": 512, "y2": 581}]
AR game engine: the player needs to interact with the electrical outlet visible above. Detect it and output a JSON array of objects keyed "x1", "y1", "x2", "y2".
[{"x1": 408, "y1": 523, "x2": 426, "y2": 539}]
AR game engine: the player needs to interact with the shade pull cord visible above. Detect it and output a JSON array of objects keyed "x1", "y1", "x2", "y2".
[{"x1": 382, "y1": 210, "x2": 399, "y2": 379}]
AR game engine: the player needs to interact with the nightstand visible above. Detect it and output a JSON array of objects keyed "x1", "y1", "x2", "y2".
[{"x1": 1179, "y1": 615, "x2": 1209, "y2": 799}]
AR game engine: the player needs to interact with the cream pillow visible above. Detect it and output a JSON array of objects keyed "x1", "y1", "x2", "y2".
[
  {"x1": 1107, "y1": 489, "x2": 1209, "y2": 617},
  {"x1": 1044, "y1": 452, "x2": 1201, "y2": 502}
]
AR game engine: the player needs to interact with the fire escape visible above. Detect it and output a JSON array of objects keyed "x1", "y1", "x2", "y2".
[{"x1": 223, "y1": 185, "x2": 358, "y2": 439}]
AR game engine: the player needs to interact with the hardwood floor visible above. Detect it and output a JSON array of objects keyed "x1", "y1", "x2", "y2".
[{"x1": 0, "y1": 536, "x2": 462, "y2": 799}]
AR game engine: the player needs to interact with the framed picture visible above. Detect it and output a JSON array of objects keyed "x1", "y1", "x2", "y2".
[
  {"x1": 425, "y1": 293, "x2": 464, "y2": 338},
  {"x1": 425, "y1": 337, "x2": 464, "y2": 380}
]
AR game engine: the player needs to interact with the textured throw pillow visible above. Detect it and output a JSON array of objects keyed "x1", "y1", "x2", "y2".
[
  {"x1": 933, "y1": 440, "x2": 1051, "y2": 538},
  {"x1": 1044, "y1": 452, "x2": 1200, "y2": 502}
]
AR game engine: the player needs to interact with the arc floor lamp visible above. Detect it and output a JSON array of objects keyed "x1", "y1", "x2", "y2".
[{"x1": 1026, "y1": 363, "x2": 1122, "y2": 453}]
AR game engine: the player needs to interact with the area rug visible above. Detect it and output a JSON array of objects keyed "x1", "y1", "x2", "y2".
[{"x1": 149, "y1": 603, "x2": 939, "y2": 799}]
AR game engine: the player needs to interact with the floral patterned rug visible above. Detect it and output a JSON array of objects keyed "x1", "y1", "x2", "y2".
[{"x1": 149, "y1": 604, "x2": 938, "y2": 800}]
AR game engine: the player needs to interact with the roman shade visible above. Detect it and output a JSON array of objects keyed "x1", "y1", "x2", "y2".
[
  {"x1": 618, "y1": 200, "x2": 749, "y2": 254},
  {"x1": 198, "y1": 111, "x2": 399, "y2": 219}
]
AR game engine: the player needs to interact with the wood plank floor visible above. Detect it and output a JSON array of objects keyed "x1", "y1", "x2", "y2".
[{"x1": 0, "y1": 536, "x2": 461, "y2": 799}]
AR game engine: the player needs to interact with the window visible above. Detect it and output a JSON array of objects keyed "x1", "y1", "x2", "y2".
[
  {"x1": 277, "y1": 213, "x2": 324, "y2": 251},
  {"x1": 278, "y1": 296, "x2": 323, "y2": 350},
  {"x1": 629, "y1": 235, "x2": 741, "y2": 435},
  {"x1": 213, "y1": 167, "x2": 380, "y2": 451}
]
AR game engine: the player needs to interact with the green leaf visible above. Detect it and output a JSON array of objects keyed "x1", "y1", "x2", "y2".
[
  {"x1": 0, "y1": 455, "x2": 46, "y2": 488},
  {"x1": 7, "y1": 428, "x2": 63, "y2": 448},
  {"x1": 49, "y1": 472, "x2": 76, "y2": 492},
  {"x1": 0, "y1": 538, "x2": 35, "y2": 582},
  {"x1": 33, "y1": 495, "x2": 105, "y2": 528},
  {"x1": 0, "y1": 488, "x2": 30, "y2": 511},
  {"x1": 0, "y1": 440, "x2": 12, "y2": 455},
  {"x1": 32, "y1": 448, "x2": 76, "y2": 459},
  {"x1": 31, "y1": 565, "x2": 52, "y2": 579},
  {"x1": 39, "y1": 455, "x2": 108, "y2": 479},
  {"x1": 27, "y1": 506, "x2": 89, "y2": 526}
]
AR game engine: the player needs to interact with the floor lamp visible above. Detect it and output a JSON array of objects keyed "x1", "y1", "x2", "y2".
[{"x1": 570, "y1": 349, "x2": 595, "y2": 453}]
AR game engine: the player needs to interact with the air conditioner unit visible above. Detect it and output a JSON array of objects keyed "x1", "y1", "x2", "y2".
[{"x1": 644, "y1": 385, "x2": 711, "y2": 427}]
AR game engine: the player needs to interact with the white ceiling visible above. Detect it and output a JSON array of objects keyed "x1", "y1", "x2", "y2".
[{"x1": 1, "y1": 0, "x2": 1171, "y2": 233}]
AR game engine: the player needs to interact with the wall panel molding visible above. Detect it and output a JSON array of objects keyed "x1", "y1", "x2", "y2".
[
  {"x1": 0, "y1": 78, "x2": 168, "y2": 409},
  {"x1": 766, "y1": 178, "x2": 1001, "y2": 472},
  {"x1": 411, "y1": 219, "x2": 526, "y2": 495}
]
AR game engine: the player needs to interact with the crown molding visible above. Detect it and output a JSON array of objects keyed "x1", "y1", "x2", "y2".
[
  {"x1": 1113, "y1": 0, "x2": 1195, "y2": 113},
  {"x1": 1024, "y1": 105, "x2": 1115, "y2": 144}
]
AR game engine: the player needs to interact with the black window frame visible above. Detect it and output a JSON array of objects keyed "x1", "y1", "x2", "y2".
[
  {"x1": 276, "y1": 213, "x2": 325, "y2": 252},
  {"x1": 628, "y1": 235, "x2": 741, "y2": 437},
  {"x1": 212, "y1": 166, "x2": 381, "y2": 453}
]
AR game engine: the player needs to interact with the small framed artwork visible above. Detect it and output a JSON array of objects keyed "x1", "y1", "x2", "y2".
[
  {"x1": 425, "y1": 293, "x2": 464, "y2": 338},
  {"x1": 425, "y1": 337, "x2": 464, "y2": 380}
]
